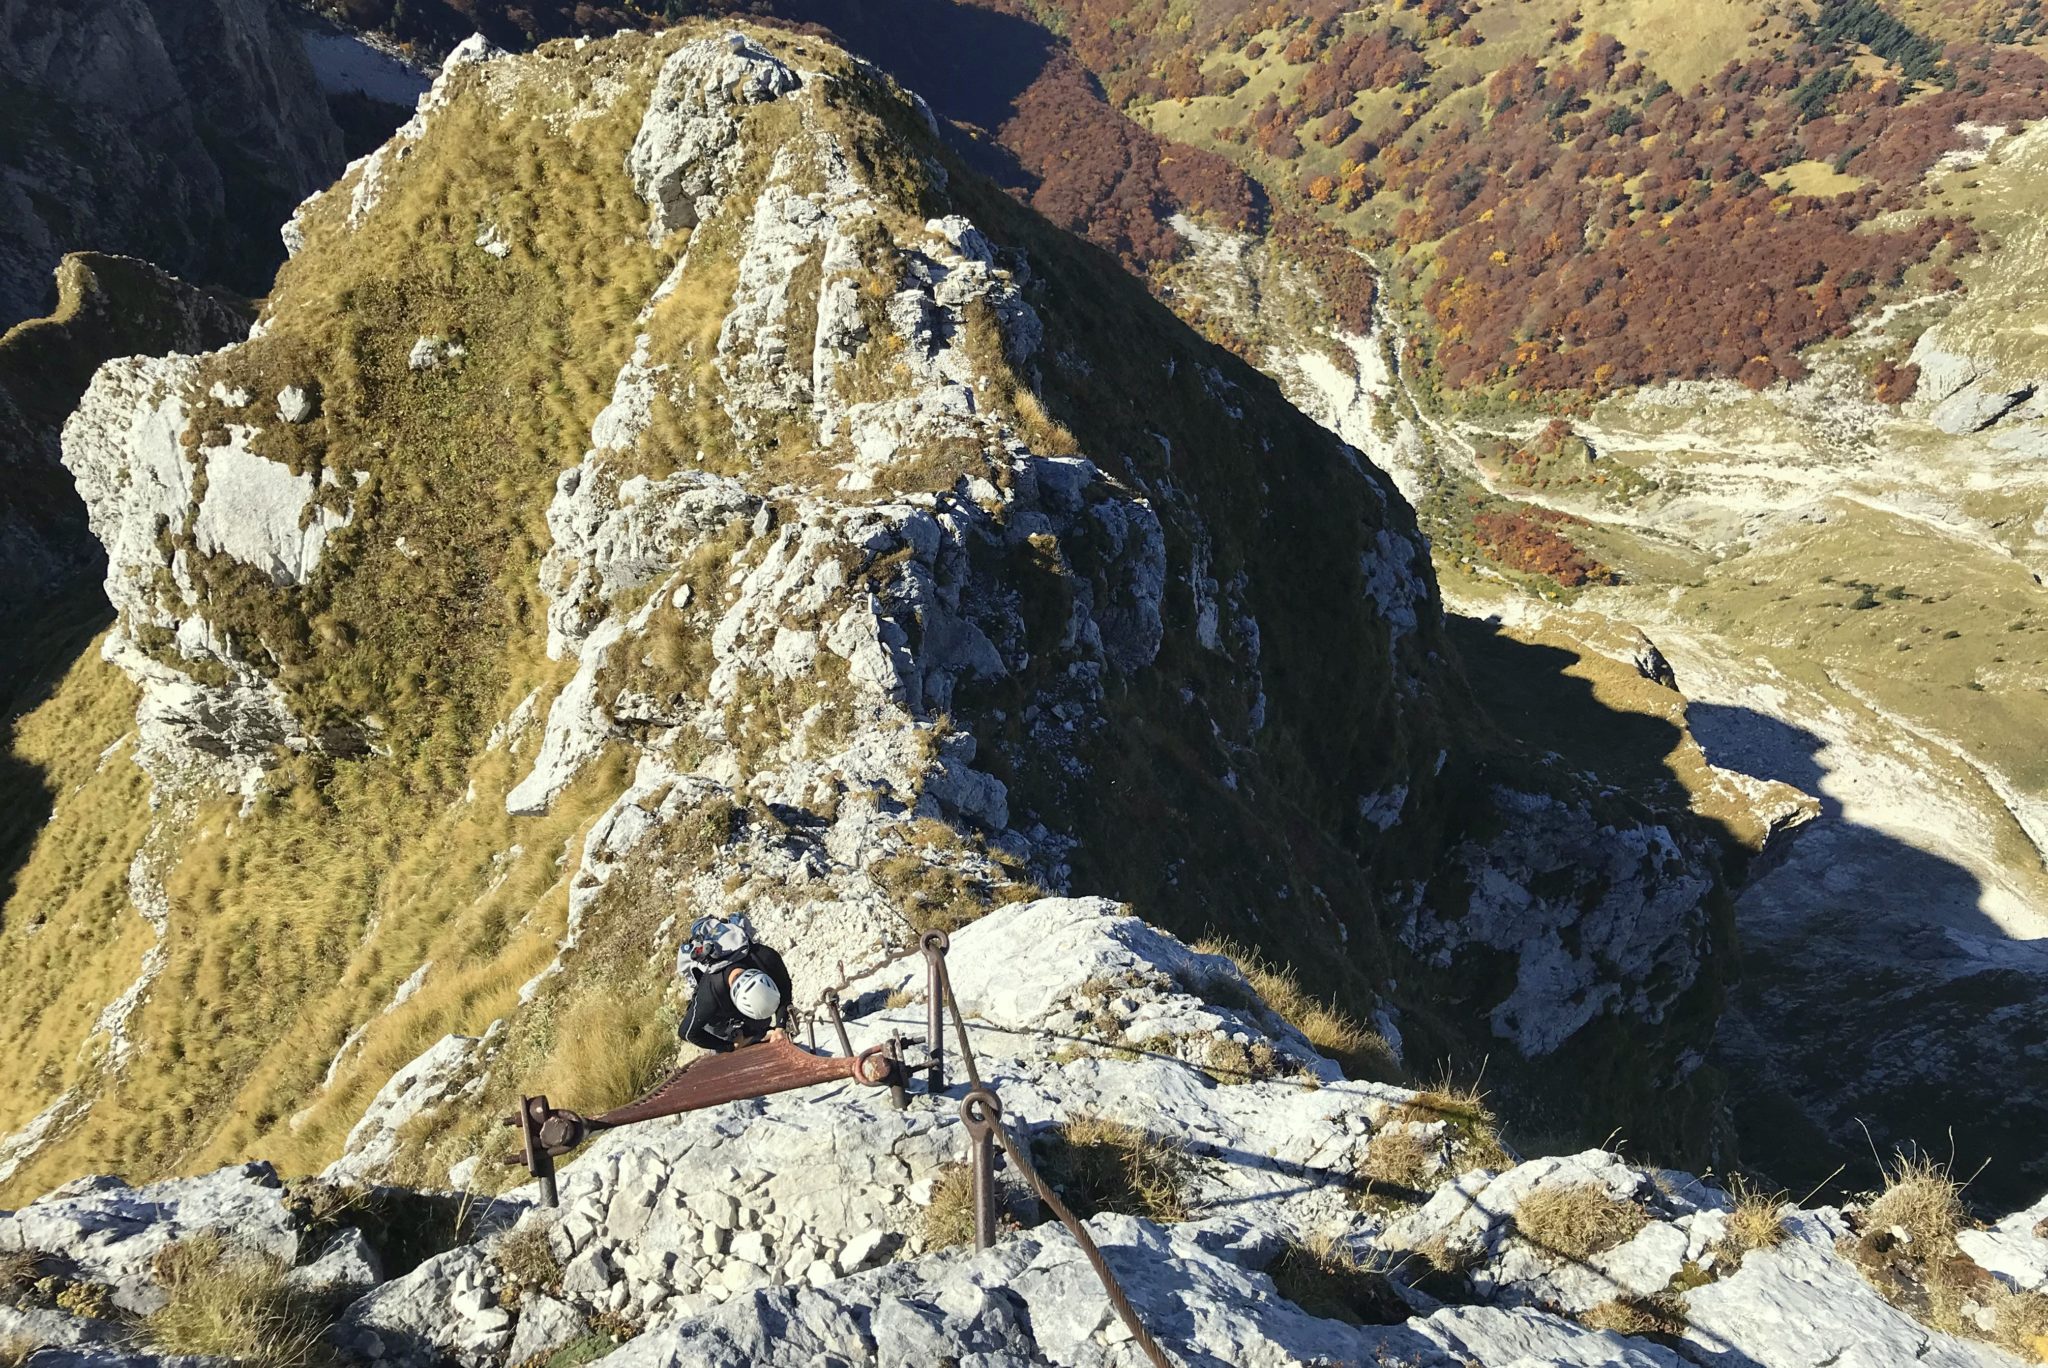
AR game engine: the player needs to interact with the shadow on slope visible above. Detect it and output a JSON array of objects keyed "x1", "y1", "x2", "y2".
[{"x1": 1449, "y1": 615, "x2": 2047, "y2": 1212}]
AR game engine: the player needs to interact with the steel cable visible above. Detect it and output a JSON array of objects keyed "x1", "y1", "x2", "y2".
[{"x1": 935, "y1": 956, "x2": 1176, "y2": 1368}]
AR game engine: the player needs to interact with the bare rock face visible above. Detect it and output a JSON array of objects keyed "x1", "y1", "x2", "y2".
[{"x1": 0, "y1": 0, "x2": 345, "y2": 328}]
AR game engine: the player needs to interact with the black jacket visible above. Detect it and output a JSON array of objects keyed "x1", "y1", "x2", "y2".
[{"x1": 679, "y1": 943, "x2": 793, "y2": 1052}]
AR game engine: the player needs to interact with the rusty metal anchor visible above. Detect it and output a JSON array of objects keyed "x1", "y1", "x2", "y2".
[{"x1": 505, "y1": 1035, "x2": 896, "y2": 1204}]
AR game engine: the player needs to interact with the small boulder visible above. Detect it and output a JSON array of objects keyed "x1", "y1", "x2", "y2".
[
  {"x1": 285, "y1": 1228, "x2": 384, "y2": 1297},
  {"x1": 507, "y1": 1302, "x2": 589, "y2": 1359},
  {"x1": 408, "y1": 335, "x2": 467, "y2": 372},
  {"x1": 559, "y1": 1245, "x2": 618, "y2": 1299},
  {"x1": 836, "y1": 1230, "x2": 899, "y2": 1275},
  {"x1": 277, "y1": 385, "x2": 318, "y2": 423}
]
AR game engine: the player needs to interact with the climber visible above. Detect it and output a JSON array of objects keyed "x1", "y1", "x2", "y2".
[{"x1": 677, "y1": 916, "x2": 794, "y2": 1053}]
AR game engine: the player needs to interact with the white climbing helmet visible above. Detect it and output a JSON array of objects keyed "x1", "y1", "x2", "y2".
[
  {"x1": 683, "y1": 916, "x2": 750, "y2": 972},
  {"x1": 729, "y1": 967, "x2": 781, "y2": 1022}
]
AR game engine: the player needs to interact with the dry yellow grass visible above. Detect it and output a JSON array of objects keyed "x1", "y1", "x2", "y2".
[
  {"x1": 1204, "y1": 1035, "x2": 1283, "y2": 1084},
  {"x1": 0, "y1": 20, "x2": 692, "y2": 1207},
  {"x1": 0, "y1": 1337, "x2": 39, "y2": 1368},
  {"x1": 1033, "y1": 1114, "x2": 1191, "y2": 1224},
  {"x1": 527, "y1": 988, "x2": 678, "y2": 1117},
  {"x1": 148, "y1": 1235, "x2": 332, "y2": 1368},
  {"x1": 1391, "y1": 1075, "x2": 1512, "y2": 1173},
  {"x1": 0, "y1": 1248, "x2": 42, "y2": 1293},
  {"x1": 1513, "y1": 1183, "x2": 1649, "y2": 1262},
  {"x1": 923, "y1": 1163, "x2": 978, "y2": 1250},
  {"x1": 1581, "y1": 1294, "x2": 1688, "y2": 1337},
  {"x1": 1723, "y1": 1175, "x2": 1790, "y2": 1252},
  {"x1": 1354, "y1": 1126, "x2": 1440, "y2": 1207},
  {"x1": 1987, "y1": 1285, "x2": 2048, "y2": 1363},
  {"x1": 1861, "y1": 1153, "x2": 1968, "y2": 1263},
  {"x1": 1193, "y1": 938, "x2": 1397, "y2": 1080},
  {"x1": 490, "y1": 1223, "x2": 561, "y2": 1291}
]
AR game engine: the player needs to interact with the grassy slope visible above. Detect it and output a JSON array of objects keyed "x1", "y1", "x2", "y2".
[{"x1": 0, "y1": 33, "x2": 686, "y2": 1201}]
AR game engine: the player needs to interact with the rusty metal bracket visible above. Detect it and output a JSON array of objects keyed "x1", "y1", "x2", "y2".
[
  {"x1": 502, "y1": 1037, "x2": 894, "y2": 1198},
  {"x1": 516, "y1": 1095, "x2": 561, "y2": 1209},
  {"x1": 960, "y1": 1087, "x2": 1002, "y2": 1251}
]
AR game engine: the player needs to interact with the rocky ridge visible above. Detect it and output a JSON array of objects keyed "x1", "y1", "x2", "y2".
[
  {"x1": 3, "y1": 900, "x2": 2045, "y2": 1368},
  {"x1": 13, "y1": 22, "x2": 1724, "y2": 1215}
]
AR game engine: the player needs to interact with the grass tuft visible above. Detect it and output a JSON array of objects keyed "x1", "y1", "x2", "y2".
[
  {"x1": 530, "y1": 988, "x2": 679, "y2": 1117},
  {"x1": 0, "y1": 1249, "x2": 44, "y2": 1293},
  {"x1": 1860, "y1": 1152, "x2": 1967, "y2": 1264},
  {"x1": 1513, "y1": 1183, "x2": 1649, "y2": 1262},
  {"x1": 1988, "y1": 1285, "x2": 2048, "y2": 1363},
  {"x1": 1391, "y1": 1075, "x2": 1511, "y2": 1173},
  {"x1": 1204, "y1": 1035, "x2": 1284, "y2": 1085},
  {"x1": 491, "y1": 1222, "x2": 560, "y2": 1291},
  {"x1": 1581, "y1": 1294, "x2": 1688, "y2": 1337},
  {"x1": 1032, "y1": 1114, "x2": 1191, "y2": 1224},
  {"x1": 147, "y1": 1234, "x2": 332, "y2": 1368},
  {"x1": 1354, "y1": 1126, "x2": 1440, "y2": 1207},
  {"x1": 1723, "y1": 1175, "x2": 1790, "y2": 1252},
  {"x1": 923, "y1": 1163, "x2": 978, "y2": 1250}
]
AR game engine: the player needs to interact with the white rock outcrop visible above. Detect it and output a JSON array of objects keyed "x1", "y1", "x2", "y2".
[{"x1": 8, "y1": 901, "x2": 2044, "y2": 1368}]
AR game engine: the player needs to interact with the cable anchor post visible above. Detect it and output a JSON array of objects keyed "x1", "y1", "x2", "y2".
[
  {"x1": 886, "y1": 1031, "x2": 909, "y2": 1111},
  {"x1": 921, "y1": 930, "x2": 950, "y2": 1097},
  {"x1": 960, "y1": 1088, "x2": 1002, "y2": 1251},
  {"x1": 821, "y1": 986, "x2": 854, "y2": 1059}
]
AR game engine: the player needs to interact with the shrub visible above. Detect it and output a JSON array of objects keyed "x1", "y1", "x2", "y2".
[
  {"x1": 491, "y1": 1222, "x2": 560, "y2": 1290},
  {"x1": 540, "y1": 1334, "x2": 617, "y2": 1368},
  {"x1": 1193, "y1": 938, "x2": 1398, "y2": 1080},
  {"x1": 1266, "y1": 1234, "x2": 1407, "y2": 1325},
  {"x1": 1032, "y1": 1115, "x2": 1191, "y2": 1223},
  {"x1": 147, "y1": 1235, "x2": 332, "y2": 1368},
  {"x1": 1513, "y1": 1183, "x2": 1650, "y2": 1261},
  {"x1": 52, "y1": 1282, "x2": 110, "y2": 1319}
]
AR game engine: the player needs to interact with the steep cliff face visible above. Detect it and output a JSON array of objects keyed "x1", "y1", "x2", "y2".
[
  {"x1": 0, "y1": 0, "x2": 343, "y2": 328},
  {"x1": 6, "y1": 24, "x2": 1723, "y2": 1201}
]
